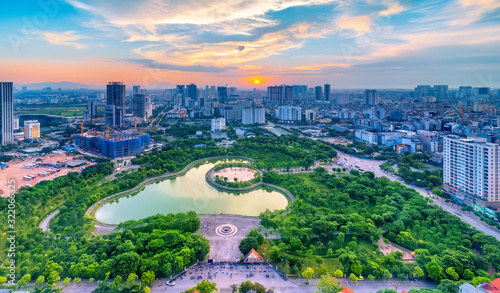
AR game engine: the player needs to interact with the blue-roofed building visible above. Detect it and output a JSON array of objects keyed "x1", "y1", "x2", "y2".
[{"x1": 75, "y1": 131, "x2": 150, "y2": 158}]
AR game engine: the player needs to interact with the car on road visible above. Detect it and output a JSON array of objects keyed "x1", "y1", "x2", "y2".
[{"x1": 166, "y1": 280, "x2": 176, "y2": 286}]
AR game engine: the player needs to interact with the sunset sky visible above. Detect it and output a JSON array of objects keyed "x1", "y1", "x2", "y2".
[{"x1": 1, "y1": 0, "x2": 500, "y2": 89}]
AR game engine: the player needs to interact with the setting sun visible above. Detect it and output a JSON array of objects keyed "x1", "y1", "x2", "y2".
[{"x1": 245, "y1": 76, "x2": 267, "y2": 85}]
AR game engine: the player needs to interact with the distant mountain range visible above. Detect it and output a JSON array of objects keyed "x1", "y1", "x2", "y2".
[
  {"x1": 17, "y1": 81, "x2": 176, "y2": 90},
  {"x1": 18, "y1": 81, "x2": 102, "y2": 90}
]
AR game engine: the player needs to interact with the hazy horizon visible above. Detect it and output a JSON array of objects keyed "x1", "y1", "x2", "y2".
[{"x1": 1, "y1": 0, "x2": 500, "y2": 88}]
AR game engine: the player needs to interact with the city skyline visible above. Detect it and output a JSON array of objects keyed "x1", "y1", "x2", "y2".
[{"x1": 1, "y1": 0, "x2": 500, "y2": 88}]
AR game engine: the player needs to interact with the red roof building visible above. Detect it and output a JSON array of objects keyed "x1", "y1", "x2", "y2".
[
  {"x1": 244, "y1": 248, "x2": 263, "y2": 263},
  {"x1": 340, "y1": 287, "x2": 355, "y2": 293}
]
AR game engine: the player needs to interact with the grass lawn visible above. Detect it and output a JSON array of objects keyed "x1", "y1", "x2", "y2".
[{"x1": 16, "y1": 108, "x2": 86, "y2": 117}]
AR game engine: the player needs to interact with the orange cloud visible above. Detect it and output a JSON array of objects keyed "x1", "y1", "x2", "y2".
[{"x1": 40, "y1": 31, "x2": 88, "y2": 49}]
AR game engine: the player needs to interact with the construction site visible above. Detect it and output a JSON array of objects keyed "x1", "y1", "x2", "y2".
[{"x1": 74, "y1": 126, "x2": 150, "y2": 158}]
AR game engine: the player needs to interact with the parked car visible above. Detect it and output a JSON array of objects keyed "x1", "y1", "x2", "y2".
[{"x1": 166, "y1": 280, "x2": 176, "y2": 286}]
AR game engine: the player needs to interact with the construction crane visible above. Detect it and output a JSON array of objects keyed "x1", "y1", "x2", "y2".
[
  {"x1": 79, "y1": 117, "x2": 104, "y2": 136},
  {"x1": 134, "y1": 117, "x2": 156, "y2": 131}
]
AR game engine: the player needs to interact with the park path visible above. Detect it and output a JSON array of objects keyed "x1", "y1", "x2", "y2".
[{"x1": 40, "y1": 210, "x2": 59, "y2": 232}]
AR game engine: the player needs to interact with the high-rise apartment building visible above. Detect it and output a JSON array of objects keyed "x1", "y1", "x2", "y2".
[
  {"x1": 217, "y1": 86, "x2": 227, "y2": 104},
  {"x1": 106, "y1": 82, "x2": 126, "y2": 127},
  {"x1": 293, "y1": 85, "x2": 308, "y2": 95},
  {"x1": 432, "y1": 85, "x2": 448, "y2": 99},
  {"x1": 336, "y1": 94, "x2": 349, "y2": 104},
  {"x1": 220, "y1": 101, "x2": 242, "y2": 121},
  {"x1": 176, "y1": 85, "x2": 186, "y2": 107},
  {"x1": 364, "y1": 89, "x2": 379, "y2": 105},
  {"x1": 88, "y1": 101, "x2": 98, "y2": 119},
  {"x1": 315, "y1": 86, "x2": 322, "y2": 101},
  {"x1": 133, "y1": 94, "x2": 147, "y2": 118},
  {"x1": 0, "y1": 82, "x2": 14, "y2": 145},
  {"x1": 24, "y1": 120, "x2": 40, "y2": 142},
  {"x1": 284, "y1": 85, "x2": 293, "y2": 105},
  {"x1": 187, "y1": 84, "x2": 197, "y2": 101},
  {"x1": 443, "y1": 135, "x2": 500, "y2": 207},
  {"x1": 458, "y1": 86, "x2": 472, "y2": 98},
  {"x1": 324, "y1": 84, "x2": 330, "y2": 102},
  {"x1": 242, "y1": 107, "x2": 265, "y2": 125},
  {"x1": 414, "y1": 85, "x2": 432, "y2": 99},
  {"x1": 278, "y1": 106, "x2": 301, "y2": 122},
  {"x1": 267, "y1": 86, "x2": 283, "y2": 104}
]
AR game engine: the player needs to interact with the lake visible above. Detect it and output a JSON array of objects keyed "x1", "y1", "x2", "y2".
[{"x1": 95, "y1": 161, "x2": 288, "y2": 224}]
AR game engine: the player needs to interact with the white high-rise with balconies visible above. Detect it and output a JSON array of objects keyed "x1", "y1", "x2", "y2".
[{"x1": 443, "y1": 135, "x2": 500, "y2": 208}]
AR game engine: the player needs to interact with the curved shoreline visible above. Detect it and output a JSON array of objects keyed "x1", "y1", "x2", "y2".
[
  {"x1": 85, "y1": 156, "x2": 254, "y2": 219},
  {"x1": 39, "y1": 155, "x2": 297, "y2": 232},
  {"x1": 82, "y1": 155, "x2": 295, "y2": 228},
  {"x1": 205, "y1": 165, "x2": 263, "y2": 193}
]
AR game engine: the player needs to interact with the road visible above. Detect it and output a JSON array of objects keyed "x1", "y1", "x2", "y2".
[
  {"x1": 336, "y1": 150, "x2": 500, "y2": 241},
  {"x1": 40, "y1": 210, "x2": 59, "y2": 232}
]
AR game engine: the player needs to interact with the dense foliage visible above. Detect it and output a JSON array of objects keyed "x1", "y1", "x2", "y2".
[
  {"x1": 259, "y1": 166, "x2": 500, "y2": 284},
  {"x1": 380, "y1": 153, "x2": 442, "y2": 188},
  {"x1": 230, "y1": 136, "x2": 337, "y2": 170}
]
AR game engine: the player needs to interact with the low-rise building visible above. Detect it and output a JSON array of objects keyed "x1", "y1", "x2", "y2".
[
  {"x1": 211, "y1": 118, "x2": 226, "y2": 132},
  {"x1": 355, "y1": 130, "x2": 378, "y2": 144}
]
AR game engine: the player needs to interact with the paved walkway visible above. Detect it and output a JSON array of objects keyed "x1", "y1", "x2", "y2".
[{"x1": 39, "y1": 210, "x2": 59, "y2": 232}]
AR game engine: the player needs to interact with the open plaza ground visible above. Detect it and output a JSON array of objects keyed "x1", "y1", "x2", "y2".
[
  {"x1": 197, "y1": 214, "x2": 262, "y2": 262},
  {"x1": 0, "y1": 152, "x2": 88, "y2": 195},
  {"x1": 214, "y1": 167, "x2": 256, "y2": 182}
]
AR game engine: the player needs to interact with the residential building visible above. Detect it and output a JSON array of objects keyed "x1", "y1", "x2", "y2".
[
  {"x1": 217, "y1": 86, "x2": 228, "y2": 104},
  {"x1": 364, "y1": 89, "x2": 379, "y2": 105},
  {"x1": 336, "y1": 94, "x2": 349, "y2": 104},
  {"x1": 211, "y1": 118, "x2": 226, "y2": 132},
  {"x1": 242, "y1": 107, "x2": 265, "y2": 125},
  {"x1": 87, "y1": 101, "x2": 98, "y2": 119},
  {"x1": 355, "y1": 130, "x2": 378, "y2": 144},
  {"x1": 132, "y1": 94, "x2": 147, "y2": 118},
  {"x1": 433, "y1": 85, "x2": 448, "y2": 99},
  {"x1": 106, "y1": 82, "x2": 126, "y2": 127},
  {"x1": 220, "y1": 101, "x2": 242, "y2": 121},
  {"x1": 187, "y1": 83, "x2": 197, "y2": 101},
  {"x1": 0, "y1": 82, "x2": 14, "y2": 145},
  {"x1": 305, "y1": 109, "x2": 316, "y2": 121},
  {"x1": 414, "y1": 85, "x2": 432, "y2": 99},
  {"x1": 278, "y1": 106, "x2": 301, "y2": 122},
  {"x1": 443, "y1": 135, "x2": 500, "y2": 207},
  {"x1": 267, "y1": 86, "x2": 283, "y2": 104},
  {"x1": 315, "y1": 86, "x2": 322, "y2": 101},
  {"x1": 459, "y1": 86, "x2": 473, "y2": 98},
  {"x1": 324, "y1": 84, "x2": 330, "y2": 102},
  {"x1": 176, "y1": 85, "x2": 186, "y2": 106},
  {"x1": 284, "y1": 85, "x2": 293, "y2": 105},
  {"x1": 422, "y1": 96, "x2": 436, "y2": 103},
  {"x1": 24, "y1": 120, "x2": 40, "y2": 142}
]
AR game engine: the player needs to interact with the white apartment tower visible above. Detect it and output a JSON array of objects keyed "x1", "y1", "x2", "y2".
[
  {"x1": 443, "y1": 135, "x2": 500, "y2": 207},
  {"x1": 242, "y1": 107, "x2": 265, "y2": 125},
  {"x1": 278, "y1": 106, "x2": 301, "y2": 122}
]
